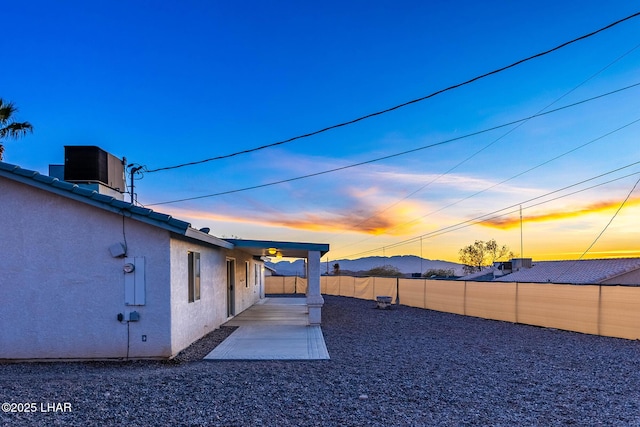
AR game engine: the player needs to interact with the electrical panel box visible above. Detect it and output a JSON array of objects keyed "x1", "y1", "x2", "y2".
[
  {"x1": 64, "y1": 146, "x2": 125, "y2": 192},
  {"x1": 124, "y1": 257, "x2": 146, "y2": 306}
]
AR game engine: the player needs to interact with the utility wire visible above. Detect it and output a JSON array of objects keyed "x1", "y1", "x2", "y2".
[
  {"x1": 345, "y1": 171, "x2": 640, "y2": 258},
  {"x1": 353, "y1": 115, "x2": 640, "y2": 245},
  {"x1": 425, "y1": 172, "x2": 640, "y2": 243},
  {"x1": 551, "y1": 175, "x2": 640, "y2": 281},
  {"x1": 144, "y1": 11, "x2": 640, "y2": 174},
  {"x1": 342, "y1": 161, "x2": 640, "y2": 258},
  {"x1": 331, "y1": 43, "x2": 640, "y2": 241},
  {"x1": 146, "y1": 82, "x2": 640, "y2": 206},
  {"x1": 576, "y1": 176, "x2": 640, "y2": 259}
]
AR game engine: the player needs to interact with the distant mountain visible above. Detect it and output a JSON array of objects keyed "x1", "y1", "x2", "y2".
[{"x1": 266, "y1": 255, "x2": 464, "y2": 277}]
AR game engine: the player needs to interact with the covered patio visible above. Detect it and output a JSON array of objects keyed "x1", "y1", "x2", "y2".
[
  {"x1": 224, "y1": 239, "x2": 330, "y2": 325},
  {"x1": 204, "y1": 297, "x2": 329, "y2": 360}
]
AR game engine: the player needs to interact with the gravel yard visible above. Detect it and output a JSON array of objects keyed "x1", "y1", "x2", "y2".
[{"x1": 2, "y1": 295, "x2": 639, "y2": 426}]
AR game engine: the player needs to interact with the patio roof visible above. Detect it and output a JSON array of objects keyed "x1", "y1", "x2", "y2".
[{"x1": 223, "y1": 239, "x2": 329, "y2": 259}]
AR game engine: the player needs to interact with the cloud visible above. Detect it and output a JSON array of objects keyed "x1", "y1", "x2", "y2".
[
  {"x1": 480, "y1": 197, "x2": 640, "y2": 229},
  {"x1": 247, "y1": 149, "x2": 534, "y2": 198},
  {"x1": 167, "y1": 197, "x2": 429, "y2": 237}
]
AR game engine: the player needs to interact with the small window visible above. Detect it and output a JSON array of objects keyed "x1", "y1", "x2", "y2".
[
  {"x1": 188, "y1": 251, "x2": 201, "y2": 302},
  {"x1": 254, "y1": 262, "x2": 259, "y2": 287},
  {"x1": 246, "y1": 261, "x2": 250, "y2": 288}
]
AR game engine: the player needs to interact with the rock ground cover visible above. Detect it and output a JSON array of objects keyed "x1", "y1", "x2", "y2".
[{"x1": 1, "y1": 295, "x2": 639, "y2": 426}]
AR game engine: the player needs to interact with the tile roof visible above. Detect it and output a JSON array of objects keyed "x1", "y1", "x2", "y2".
[
  {"x1": 493, "y1": 258, "x2": 640, "y2": 284},
  {"x1": 1, "y1": 161, "x2": 321, "y2": 253},
  {"x1": 0, "y1": 161, "x2": 191, "y2": 234}
]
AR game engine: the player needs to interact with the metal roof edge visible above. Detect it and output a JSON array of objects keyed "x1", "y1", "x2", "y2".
[
  {"x1": 0, "y1": 161, "x2": 190, "y2": 235},
  {"x1": 184, "y1": 228, "x2": 235, "y2": 249}
]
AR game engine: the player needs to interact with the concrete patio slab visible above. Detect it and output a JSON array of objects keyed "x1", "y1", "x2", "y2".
[{"x1": 204, "y1": 298, "x2": 330, "y2": 360}]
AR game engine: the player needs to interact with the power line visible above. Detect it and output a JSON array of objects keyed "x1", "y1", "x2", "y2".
[
  {"x1": 429, "y1": 172, "x2": 640, "y2": 242},
  {"x1": 146, "y1": 82, "x2": 640, "y2": 206},
  {"x1": 341, "y1": 162, "x2": 640, "y2": 258},
  {"x1": 577, "y1": 176, "x2": 640, "y2": 258},
  {"x1": 144, "y1": 11, "x2": 640, "y2": 174},
  {"x1": 550, "y1": 175, "x2": 640, "y2": 281},
  {"x1": 328, "y1": 43, "x2": 640, "y2": 243},
  {"x1": 382, "y1": 116, "x2": 640, "y2": 234},
  {"x1": 333, "y1": 116, "x2": 640, "y2": 253},
  {"x1": 345, "y1": 170, "x2": 640, "y2": 258}
]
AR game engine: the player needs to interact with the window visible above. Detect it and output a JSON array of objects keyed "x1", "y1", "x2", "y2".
[
  {"x1": 188, "y1": 251, "x2": 201, "y2": 302},
  {"x1": 254, "y1": 262, "x2": 259, "y2": 287},
  {"x1": 245, "y1": 261, "x2": 250, "y2": 288}
]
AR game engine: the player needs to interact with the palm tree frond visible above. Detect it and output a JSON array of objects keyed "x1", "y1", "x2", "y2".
[
  {"x1": 0, "y1": 99, "x2": 19, "y2": 124},
  {"x1": 0, "y1": 121, "x2": 33, "y2": 139}
]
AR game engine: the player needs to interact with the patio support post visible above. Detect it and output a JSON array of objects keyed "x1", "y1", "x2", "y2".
[{"x1": 306, "y1": 250, "x2": 324, "y2": 325}]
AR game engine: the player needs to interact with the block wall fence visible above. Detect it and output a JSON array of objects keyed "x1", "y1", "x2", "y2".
[{"x1": 264, "y1": 276, "x2": 640, "y2": 340}]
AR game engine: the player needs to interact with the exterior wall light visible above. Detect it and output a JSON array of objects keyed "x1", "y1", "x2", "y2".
[{"x1": 123, "y1": 263, "x2": 135, "y2": 273}]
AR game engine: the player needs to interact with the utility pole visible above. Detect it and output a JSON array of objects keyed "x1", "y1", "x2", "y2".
[
  {"x1": 420, "y1": 237, "x2": 423, "y2": 275},
  {"x1": 520, "y1": 205, "x2": 524, "y2": 258}
]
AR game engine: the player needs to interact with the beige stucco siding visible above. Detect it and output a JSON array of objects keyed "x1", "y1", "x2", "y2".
[
  {"x1": 231, "y1": 249, "x2": 263, "y2": 314},
  {"x1": 168, "y1": 245, "x2": 264, "y2": 356},
  {"x1": 168, "y1": 237, "x2": 228, "y2": 355},
  {"x1": 0, "y1": 178, "x2": 173, "y2": 359}
]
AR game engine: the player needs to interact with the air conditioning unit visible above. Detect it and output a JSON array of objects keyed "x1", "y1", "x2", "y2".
[{"x1": 64, "y1": 146, "x2": 125, "y2": 192}]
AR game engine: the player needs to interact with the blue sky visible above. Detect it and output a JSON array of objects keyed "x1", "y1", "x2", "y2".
[{"x1": 3, "y1": 1, "x2": 640, "y2": 263}]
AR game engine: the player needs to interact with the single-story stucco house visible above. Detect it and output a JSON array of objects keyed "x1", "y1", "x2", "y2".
[
  {"x1": 492, "y1": 257, "x2": 640, "y2": 284},
  {"x1": 459, "y1": 257, "x2": 640, "y2": 284},
  {"x1": 0, "y1": 155, "x2": 328, "y2": 361}
]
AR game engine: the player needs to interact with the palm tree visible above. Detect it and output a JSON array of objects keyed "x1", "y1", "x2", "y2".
[{"x1": 0, "y1": 99, "x2": 33, "y2": 161}]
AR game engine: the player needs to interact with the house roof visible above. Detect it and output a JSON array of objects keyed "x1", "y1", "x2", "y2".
[
  {"x1": 457, "y1": 269, "x2": 496, "y2": 282},
  {"x1": 0, "y1": 161, "x2": 233, "y2": 249},
  {"x1": 493, "y1": 258, "x2": 640, "y2": 284},
  {"x1": 223, "y1": 239, "x2": 330, "y2": 258}
]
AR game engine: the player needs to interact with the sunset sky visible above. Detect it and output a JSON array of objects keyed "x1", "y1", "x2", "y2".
[{"x1": 3, "y1": 1, "x2": 640, "y2": 264}]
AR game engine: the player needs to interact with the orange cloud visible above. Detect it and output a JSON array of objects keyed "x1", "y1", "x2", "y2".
[
  {"x1": 270, "y1": 211, "x2": 397, "y2": 235},
  {"x1": 481, "y1": 197, "x2": 640, "y2": 229},
  {"x1": 167, "y1": 201, "x2": 425, "y2": 236}
]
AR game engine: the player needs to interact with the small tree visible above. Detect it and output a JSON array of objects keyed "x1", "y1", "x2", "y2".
[
  {"x1": 0, "y1": 99, "x2": 33, "y2": 161},
  {"x1": 333, "y1": 263, "x2": 340, "y2": 275},
  {"x1": 365, "y1": 265, "x2": 403, "y2": 277},
  {"x1": 458, "y1": 239, "x2": 512, "y2": 274}
]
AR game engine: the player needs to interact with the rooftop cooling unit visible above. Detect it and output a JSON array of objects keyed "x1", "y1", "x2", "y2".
[{"x1": 64, "y1": 146, "x2": 125, "y2": 192}]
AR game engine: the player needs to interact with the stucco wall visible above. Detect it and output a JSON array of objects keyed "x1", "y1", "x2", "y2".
[
  {"x1": 168, "y1": 237, "x2": 228, "y2": 355},
  {"x1": 228, "y1": 249, "x2": 264, "y2": 314},
  {"x1": 0, "y1": 178, "x2": 173, "y2": 359},
  {"x1": 168, "y1": 244, "x2": 263, "y2": 355}
]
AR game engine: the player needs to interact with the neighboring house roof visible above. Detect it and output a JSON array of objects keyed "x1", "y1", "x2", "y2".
[
  {"x1": 493, "y1": 258, "x2": 640, "y2": 284},
  {"x1": 0, "y1": 161, "x2": 233, "y2": 249},
  {"x1": 457, "y1": 269, "x2": 496, "y2": 282}
]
